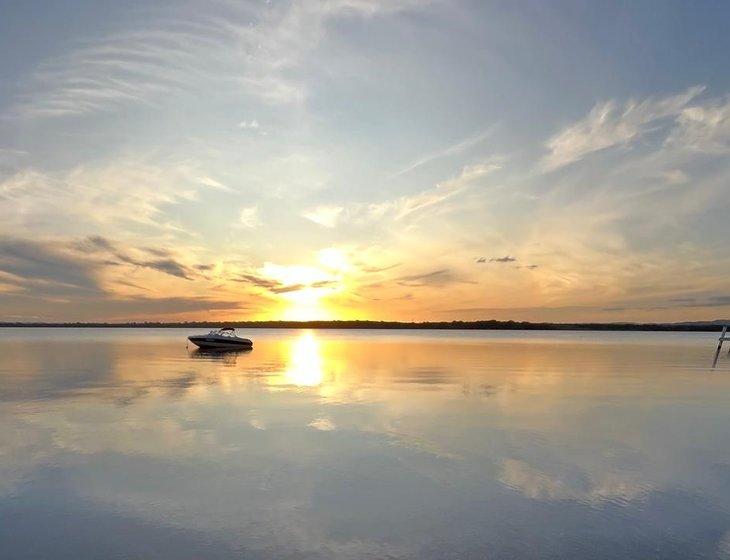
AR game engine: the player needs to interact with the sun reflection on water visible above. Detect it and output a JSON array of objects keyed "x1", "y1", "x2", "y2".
[{"x1": 284, "y1": 332, "x2": 324, "y2": 386}]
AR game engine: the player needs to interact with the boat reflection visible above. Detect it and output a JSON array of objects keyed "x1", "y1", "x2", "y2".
[{"x1": 188, "y1": 347, "x2": 253, "y2": 365}]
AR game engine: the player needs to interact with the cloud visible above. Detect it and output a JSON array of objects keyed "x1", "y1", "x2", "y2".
[
  {"x1": 110, "y1": 254, "x2": 192, "y2": 280},
  {"x1": 478, "y1": 257, "x2": 535, "y2": 267},
  {"x1": 233, "y1": 270, "x2": 337, "y2": 295},
  {"x1": 72, "y1": 235, "x2": 193, "y2": 280},
  {"x1": 0, "y1": 235, "x2": 254, "y2": 320},
  {"x1": 360, "y1": 263, "x2": 402, "y2": 273},
  {"x1": 302, "y1": 206, "x2": 344, "y2": 228},
  {"x1": 142, "y1": 247, "x2": 171, "y2": 258},
  {"x1": 136, "y1": 258, "x2": 191, "y2": 279},
  {"x1": 665, "y1": 97, "x2": 730, "y2": 153},
  {"x1": 0, "y1": 162, "x2": 204, "y2": 235},
  {"x1": 459, "y1": 161, "x2": 502, "y2": 181},
  {"x1": 0, "y1": 235, "x2": 250, "y2": 321},
  {"x1": 270, "y1": 283, "x2": 307, "y2": 294},
  {"x1": 390, "y1": 126, "x2": 495, "y2": 178},
  {"x1": 542, "y1": 86, "x2": 705, "y2": 171},
  {"x1": 198, "y1": 176, "x2": 231, "y2": 192},
  {"x1": 0, "y1": 237, "x2": 101, "y2": 295},
  {"x1": 113, "y1": 279, "x2": 149, "y2": 292},
  {"x1": 655, "y1": 294, "x2": 730, "y2": 309},
  {"x1": 0, "y1": 293, "x2": 245, "y2": 322},
  {"x1": 310, "y1": 279, "x2": 338, "y2": 289},
  {"x1": 238, "y1": 119, "x2": 260, "y2": 129},
  {"x1": 662, "y1": 169, "x2": 689, "y2": 185},
  {"x1": 11, "y1": 0, "x2": 429, "y2": 118},
  {"x1": 396, "y1": 268, "x2": 465, "y2": 287},
  {"x1": 308, "y1": 417, "x2": 336, "y2": 431},
  {"x1": 73, "y1": 235, "x2": 117, "y2": 253},
  {"x1": 370, "y1": 158, "x2": 502, "y2": 222},
  {"x1": 238, "y1": 206, "x2": 261, "y2": 228},
  {"x1": 234, "y1": 273, "x2": 281, "y2": 290}
]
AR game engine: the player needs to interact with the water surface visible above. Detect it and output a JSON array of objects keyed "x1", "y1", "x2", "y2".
[{"x1": 2, "y1": 328, "x2": 730, "y2": 559}]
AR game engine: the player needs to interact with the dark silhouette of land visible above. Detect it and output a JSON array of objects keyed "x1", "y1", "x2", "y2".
[{"x1": 0, "y1": 320, "x2": 728, "y2": 331}]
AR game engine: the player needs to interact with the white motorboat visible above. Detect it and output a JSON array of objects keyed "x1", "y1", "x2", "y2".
[{"x1": 187, "y1": 327, "x2": 253, "y2": 350}]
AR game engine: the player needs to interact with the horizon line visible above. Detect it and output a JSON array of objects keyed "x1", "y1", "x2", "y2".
[{"x1": 1, "y1": 319, "x2": 728, "y2": 332}]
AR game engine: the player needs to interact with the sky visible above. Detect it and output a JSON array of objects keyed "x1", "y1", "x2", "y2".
[{"x1": 0, "y1": 0, "x2": 729, "y2": 323}]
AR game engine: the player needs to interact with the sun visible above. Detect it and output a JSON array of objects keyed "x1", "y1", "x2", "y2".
[{"x1": 258, "y1": 250, "x2": 352, "y2": 321}]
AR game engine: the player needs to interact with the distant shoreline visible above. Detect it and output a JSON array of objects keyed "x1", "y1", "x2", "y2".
[{"x1": 0, "y1": 320, "x2": 727, "y2": 332}]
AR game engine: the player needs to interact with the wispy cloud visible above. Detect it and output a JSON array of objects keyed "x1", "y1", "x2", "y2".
[
  {"x1": 396, "y1": 269, "x2": 456, "y2": 287},
  {"x1": 360, "y1": 263, "x2": 402, "y2": 273},
  {"x1": 238, "y1": 119, "x2": 259, "y2": 129},
  {"x1": 542, "y1": 86, "x2": 705, "y2": 171},
  {"x1": 665, "y1": 97, "x2": 730, "y2": 153},
  {"x1": 234, "y1": 271, "x2": 336, "y2": 295},
  {"x1": 0, "y1": 160, "x2": 216, "y2": 236},
  {"x1": 72, "y1": 235, "x2": 194, "y2": 280},
  {"x1": 301, "y1": 157, "x2": 502, "y2": 231},
  {"x1": 394, "y1": 268, "x2": 475, "y2": 288},
  {"x1": 372, "y1": 158, "x2": 502, "y2": 222},
  {"x1": 297, "y1": 157, "x2": 502, "y2": 234},
  {"x1": 390, "y1": 126, "x2": 495, "y2": 179},
  {"x1": 0, "y1": 237, "x2": 101, "y2": 296},
  {"x1": 238, "y1": 206, "x2": 261, "y2": 228},
  {"x1": 302, "y1": 206, "x2": 344, "y2": 228},
  {"x1": 11, "y1": 0, "x2": 430, "y2": 119},
  {"x1": 475, "y1": 255, "x2": 520, "y2": 264},
  {"x1": 198, "y1": 176, "x2": 231, "y2": 192}
]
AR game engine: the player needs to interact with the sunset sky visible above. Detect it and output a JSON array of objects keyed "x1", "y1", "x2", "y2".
[{"x1": 1, "y1": 0, "x2": 729, "y2": 322}]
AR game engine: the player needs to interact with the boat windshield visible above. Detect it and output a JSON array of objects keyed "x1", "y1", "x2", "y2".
[{"x1": 211, "y1": 328, "x2": 236, "y2": 337}]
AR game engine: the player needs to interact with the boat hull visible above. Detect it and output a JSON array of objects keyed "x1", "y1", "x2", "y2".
[{"x1": 188, "y1": 335, "x2": 253, "y2": 350}]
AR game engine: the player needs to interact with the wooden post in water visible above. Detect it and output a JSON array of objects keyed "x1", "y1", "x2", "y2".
[{"x1": 713, "y1": 325, "x2": 729, "y2": 368}]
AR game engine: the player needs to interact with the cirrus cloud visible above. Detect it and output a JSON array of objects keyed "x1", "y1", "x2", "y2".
[{"x1": 542, "y1": 86, "x2": 705, "y2": 171}]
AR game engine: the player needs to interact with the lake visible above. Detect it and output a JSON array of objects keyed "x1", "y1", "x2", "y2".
[{"x1": 2, "y1": 328, "x2": 730, "y2": 559}]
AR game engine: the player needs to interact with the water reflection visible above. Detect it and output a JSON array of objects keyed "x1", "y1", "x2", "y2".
[
  {"x1": 284, "y1": 331, "x2": 324, "y2": 386},
  {"x1": 189, "y1": 347, "x2": 253, "y2": 365},
  {"x1": 1, "y1": 328, "x2": 730, "y2": 559}
]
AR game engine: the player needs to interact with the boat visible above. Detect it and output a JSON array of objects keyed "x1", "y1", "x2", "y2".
[{"x1": 187, "y1": 327, "x2": 253, "y2": 350}]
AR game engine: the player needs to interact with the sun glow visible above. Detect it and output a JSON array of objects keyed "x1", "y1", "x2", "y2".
[
  {"x1": 257, "y1": 249, "x2": 353, "y2": 320},
  {"x1": 318, "y1": 247, "x2": 350, "y2": 271},
  {"x1": 281, "y1": 296, "x2": 333, "y2": 321}
]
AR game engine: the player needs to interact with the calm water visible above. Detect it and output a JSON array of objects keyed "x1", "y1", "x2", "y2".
[{"x1": 2, "y1": 328, "x2": 730, "y2": 559}]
